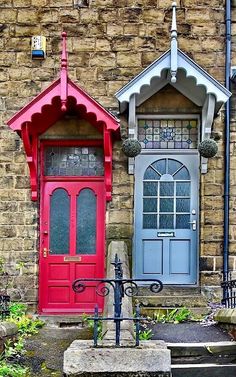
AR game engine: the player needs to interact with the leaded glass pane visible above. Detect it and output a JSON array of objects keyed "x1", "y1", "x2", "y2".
[
  {"x1": 160, "y1": 198, "x2": 174, "y2": 212},
  {"x1": 160, "y1": 182, "x2": 174, "y2": 196},
  {"x1": 176, "y1": 214, "x2": 190, "y2": 229},
  {"x1": 44, "y1": 146, "x2": 104, "y2": 176},
  {"x1": 138, "y1": 119, "x2": 198, "y2": 149},
  {"x1": 50, "y1": 189, "x2": 69, "y2": 254},
  {"x1": 76, "y1": 189, "x2": 96, "y2": 254},
  {"x1": 143, "y1": 198, "x2": 157, "y2": 212},
  {"x1": 143, "y1": 182, "x2": 157, "y2": 196},
  {"x1": 176, "y1": 182, "x2": 190, "y2": 196},
  {"x1": 176, "y1": 198, "x2": 190, "y2": 212},
  {"x1": 173, "y1": 166, "x2": 190, "y2": 180},
  {"x1": 167, "y1": 160, "x2": 182, "y2": 175},
  {"x1": 152, "y1": 159, "x2": 166, "y2": 175},
  {"x1": 143, "y1": 158, "x2": 192, "y2": 231},
  {"x1": 159, "y1": 215, "x2": 174, "y2": 229},
  {"x1": 144, "y1": 167, "x2": 160, "y2": 180},
  {"x1": 143, "y1": 214, "x2": 157, "y2": 229}
]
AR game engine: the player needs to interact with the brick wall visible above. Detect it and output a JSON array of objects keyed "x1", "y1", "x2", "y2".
[{"x1": 0, "y1": 0, "x2": 234, "y2": 308}]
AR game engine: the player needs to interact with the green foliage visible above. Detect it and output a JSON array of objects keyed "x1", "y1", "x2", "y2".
[
  {"x1": 153, "y1": 307, "x2": 191, "y2": 324},
  {"x1": 3, "y1": 336, "x2": 25, "y2": 359},
  {"x1": 9, "y1": 303, "x2": 27, "y2": 318},
  {"x1": 0, "y1": 302, "x2": 45, "y2": 376},
  {"x1": 82, "y1": 314, "x2": 103, "y2": 340},
  {"x1": 9, "y1": 315, "x2": 44, "y2": 336},
  {"x1": 8, "y1": 303, "x2": 44, "y2": 335},
  {"x1": 0, "y1": 361, "x2": 28, "y2": 377},
  {"x1": 139, "y1": 328, "x2": 153, "y2": 341}
]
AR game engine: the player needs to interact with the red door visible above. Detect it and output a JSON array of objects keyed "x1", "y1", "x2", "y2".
[{"x1": 39, "y1": 181, "x2": 105, "y2": 314}]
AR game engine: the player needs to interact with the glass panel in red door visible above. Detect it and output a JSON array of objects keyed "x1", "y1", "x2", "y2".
[{"x1": 39, "y1": 181, "x2": 105, "y2": 314}]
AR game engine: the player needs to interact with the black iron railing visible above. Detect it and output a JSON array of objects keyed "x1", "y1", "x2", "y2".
[
  {"x1": 0, "y1": 295, "x2": 10, "y2": 319},
  {"x1": 221, "y1": 271, "x2": 236, "y2": 308},
  {"x1": 72, "y1": 254, "x2": 163, "y2": 347}
]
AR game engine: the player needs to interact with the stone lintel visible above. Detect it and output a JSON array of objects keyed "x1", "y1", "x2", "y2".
[{"x1": 63, "y1": 340, "x2": 171, "y2": 377}]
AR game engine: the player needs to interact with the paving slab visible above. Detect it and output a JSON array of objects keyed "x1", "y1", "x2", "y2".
[{"x1": 150, "y1": 322, "x2": 232, "y2": 343}]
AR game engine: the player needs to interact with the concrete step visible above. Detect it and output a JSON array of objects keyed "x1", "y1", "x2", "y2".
[
  {"x1": 135, "y1": 294, "x2": 208, "y2": 308},
  {"x1": 172, "y1": 363, "x2": 236, "y2": 377},
  {"x1": 170, "y1": 342, "x2": 236, "y2": 376}
]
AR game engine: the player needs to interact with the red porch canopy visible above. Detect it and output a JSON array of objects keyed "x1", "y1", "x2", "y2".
[{"x1": 7, "y1": 32, "x2": 120, "y2": 201}]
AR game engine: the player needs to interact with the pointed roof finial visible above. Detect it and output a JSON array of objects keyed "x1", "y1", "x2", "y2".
[
  {"x1": 170, "y1": 2, "x2": 178, "y2": 83},
  {"x1": 60, "y1": 31, "x2": 68, "y2": 111}
]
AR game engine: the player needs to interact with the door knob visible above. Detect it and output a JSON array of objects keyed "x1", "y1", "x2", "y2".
[{"x1": 188, "y1": 220, "x2": 197, "y2": 230}]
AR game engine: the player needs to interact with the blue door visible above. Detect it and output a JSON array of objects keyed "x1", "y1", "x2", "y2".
[{"x1": 134, "y1": 154, "x2": 199, "y2": 284}]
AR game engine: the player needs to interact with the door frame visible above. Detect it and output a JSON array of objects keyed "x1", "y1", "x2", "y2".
[
  {"x1": 38, "y1": 139, "x2": 106, "y2": 314},
  {"x1": 133, "y1": 114, "x2": 200, "y2": 286}
]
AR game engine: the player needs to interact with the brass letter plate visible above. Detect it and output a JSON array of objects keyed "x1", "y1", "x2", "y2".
[{"x1": 64, "y1": 256, "x2": 82, "y2": 262}]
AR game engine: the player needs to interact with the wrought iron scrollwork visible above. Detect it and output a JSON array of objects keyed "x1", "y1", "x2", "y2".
[{"x1": 72, "y1": 253, "x2": 163, "y2": 347}]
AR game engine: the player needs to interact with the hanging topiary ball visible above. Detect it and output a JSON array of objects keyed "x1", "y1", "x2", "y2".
[
  {"x1": 198, "y1": 139, "x2": 218, "y2": 158},
  {"x1": 122, "y1": 138, "x2": 142, "y2": 157}
]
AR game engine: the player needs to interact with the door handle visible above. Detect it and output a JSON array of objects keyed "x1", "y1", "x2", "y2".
[{"x1": 188, "y1": 220, "x2": 197, "y2": 231}]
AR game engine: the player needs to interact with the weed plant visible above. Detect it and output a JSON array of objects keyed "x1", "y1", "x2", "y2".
[{"x1": 0, "y1": 302, "x2": 44, "y2": 376}]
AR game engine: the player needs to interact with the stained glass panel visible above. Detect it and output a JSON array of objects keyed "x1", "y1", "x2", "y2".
[
  {"x1": 44, "y1": 146, "x2": 104, "y2": 176},
  {"x1": 138, "y1": 119, "x2": 198, "y2": 149},
  {"x1": 50, "y1": 189, "x2": 70, "y2": 254}
]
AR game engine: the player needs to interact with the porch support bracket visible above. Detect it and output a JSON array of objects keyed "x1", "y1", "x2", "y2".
[
  {"x1": 104, "y1": 128, "x2": 113, "y2": 201},
  {"x1": 201, "y1": 93, "x2": 216, "y2": 173},
  {"x1": 21, "y1": 122, "x2": 38, "y2": 201}
]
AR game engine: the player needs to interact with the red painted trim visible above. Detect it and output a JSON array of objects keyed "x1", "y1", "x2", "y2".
[
  {"x1": 6, "y1": 31, "x2": 120, "y2": 202},
  {"x1": 60, "y1": 32, "x2": 68, "y2": 112},
  {"x1": 21, "y1": 123, "x2": 38, "y2": 201}
]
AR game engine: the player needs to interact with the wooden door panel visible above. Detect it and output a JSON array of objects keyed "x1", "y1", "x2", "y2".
[
  {"x1": 48, "y1": 263, "x2": 70, "y2": 280},
  {"x1": 48, "y1": 286, "x2": 70, "y2": 304}
]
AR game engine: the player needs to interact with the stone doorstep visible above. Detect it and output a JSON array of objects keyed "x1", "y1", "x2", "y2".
[
  {"x1": 63, "y1": 339, "x2": 171, "y2": 376},
  {"x1": 168, "y1": 341, "x2": 236, "y2": 357},
  {"x1": 140, "y1": 306, "x2": 210, "y2": 317},
  {"x1": 135, "y1": 296, "x2": 208, "y2": 310},
  {"x1": 172, "y1": 363, "x2": 236, "y2": 377}
]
